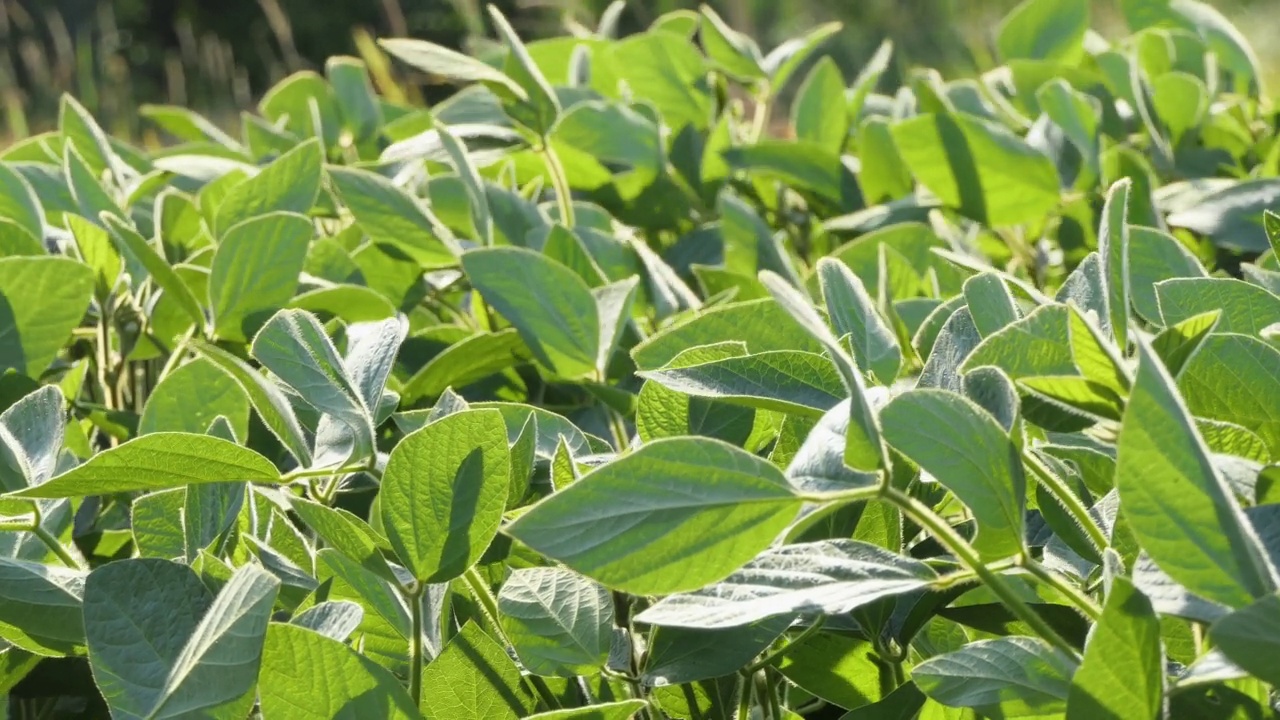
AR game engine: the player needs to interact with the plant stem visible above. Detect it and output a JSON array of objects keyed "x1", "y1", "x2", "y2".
[
  {"x1": 882, "y1": 487, "x2": 1081, "y2": 660},
  {"x1": 748, "y1": 84, "x2": 771, "y2": 142},
  {"x1": 1024, "y1": 451, "x2": 1109, "y2": 554},
  {"x1": 1023, "y1": 560, "x2": 1103, "y2": 620},
  {"x1": 744, "y1": 618, "x2": 824, "y2": 673},
  {"x1": 407, "y1": 583, "x2": 425, "y2": 707},
  {"x1": 34, "y1": 525, "x2": 84, "y2": 570},
  {"x1": 735, "y1": 672, "x2": 753, "y2": 720},
  {"x1": 754, "y1": 669, "x2": 780, "y2": 720},
  {"x1": 541, "y1": 139, "x2": 575, "y2": 228},
  {"x1": 95, "y1": 308, "x2": 115, "y2": 412}
]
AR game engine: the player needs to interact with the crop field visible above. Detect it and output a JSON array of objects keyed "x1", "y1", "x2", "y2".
[{"x1": 1, "y1": 0, "x2": 1279, "y2": 718}]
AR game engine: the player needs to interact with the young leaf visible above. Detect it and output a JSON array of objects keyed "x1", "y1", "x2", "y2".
[
  {"x1": 636, "y1": 539, "x2": 937, "y2": 629},
  {"x1": 463, "y1": 247, "x2": 599, "y2": 379},
  {"x1": 259, "y1": 623, "x2": 419, "y2": 719},
  {"x1": 327, "y1": 165, "x2": 458, "y2": 268},
  {"x1": 378, "y1": 38, "x2": 528, "y2": 101},
  {"x1": 209, "y1": 212, "x2": 312, "y2": 342},
  {"x1": 488, "y1": 5, "x2": 561, "y2": 134},
  {"x1": 997, "y1": 0, "x2": 1089, "y2": 63},
  {"x1": 139, "y1": 358, "x2": 250, "y2": 440},
  {"x1": 8, "y1": 433, "x2": 280, "y2": 499},
  {"x1": 963, "y1": 273, "x2": 1020, "y2": 337},
  {"x1": 506, "y1": 437, "x2": 804, "y2": 595},
  {"x1": 1066, "y1": 577, "x2": 1164, "y2": 720},
  {"x1": 103, "y1": 213, "x2": 205, "y2": 332},
  {"x1": 592, "y1": 276, "x2": 640, "y2": 377},
  {"x1": 194, "y1": 341, "x2": 313, "y2": 466},
  {"x1": 699, "y1": 5, "x2": 765, "y2": 81},
  {"x1": 0, "y1": 386, "x2": 65, "y2": 490},
  {"x1": 0, "y1": 164, "x2": 46, "y2": 241},
  {"x1": 880, "y1": 389, "x2": 1026, "y2": 560},
  {"x1": 793, "y1": 57, "x2": 849, "y2": 153},
  {"x1": 818, "y1": 258, "x2": 902, "y2": 384},
  {"x1": 380, "y1": 408, "x2": 510, "y2": 583},
  {"x1": 0, "y1": 257, "x2": 94, "y2": 379},
  {"x1": 498, "y1": 567, "x2": 613, "y2": 677},
  {"x1": 1116, "y1": 339, "x2": 1277, "y2": 609},
  {"x1": 0, "y1": 557, "x2": 86, "y2": 656},
  {"x1": 1208, "y1": 592, "x2": 1280, "y2": 686}
]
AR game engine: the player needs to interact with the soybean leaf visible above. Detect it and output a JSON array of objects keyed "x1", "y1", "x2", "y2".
[
  {"x1": 880, "y1": 390, "x2": 1026, "y2": 560},
  {"x1": 463, "y1": 247, "x2": 599, "y2": 379},
  {"x1": 8, "y1": 433, "x2": 280, "y2": 499},
  {"x1": 1179, "y1": 334, "x2": 1280, "y2": 457},
  {"x1": 488, "y1": 5, "x2": 561, "y2": 134},
  {"x1": 84, "y1": 560, "x2": 279, "y2": 720},
  {"x1": 819, "y1": 258, "x2": 902, "y2": 384},
  {"x1": 631, "y1": 297, "x2": 823, "y2": 371},
  {"x1": 636, "y1": 540, "x2": 937, "y2": 629},
  {"x1": 997, "y1": 0, "x2": 1089, "y2": 63},
  {"x1": 0, "y1": 257, "x2": 94, "y2": 378},
  {"x1": 194, "y1": 341, "x2": 312, "y2": 466},
  {"x1": 699, "y1": 4, "x2": 765, "y2": 81},
  {"x1": 642, "y1": 617, "x2": 791, "y2": 685},
  {"x1": 0, "y1": 558, "x2": 86, "y2": 656},
  {"x1": 498, "y1": 567, "x2": 613, "y2": 677},
  {"x1": 213, "y1": 138, "x2": 322, "y2": 236},
  {"x1": 0, "y1": 165, "x2": 45, "y2": 241},
  {"x1": 258, "y1": 622, "x2": 418, "y2": 719},
  {"x1": 381, "y1": 409, "x2": 509, "y2": 583},
  {"x1": 378, "y1": 38, "x2": 527, "y2": 101},
  {"x1": 639, "y1": 350, "x2": 846, "y2": 418},
  {"x1": 209, "y1": 212, "x2": 313, "y2": 342},
  {"x1": 793, "y1": 57, "x2": 849, "y2": 153},
  {"x1": 419, "y1": 621, "x2": 533, "y2": 720},
  {"x1": 327, "y1": 165, "x2": 457, "y2": 268},
  {"x1": 103, "y1": 213, "x2": 205, "y2": 332},
  {"x1": 1066, "y1": 577, "x2": 1163, "y2": 720},
  {"x1": 914, "y1": 637, "x2": 1075, "y2": 716},
  {"x1": 1209, "y1": 592, "x2": 1280, "y2": 686},
  {"x1": 0, "y1": 385, "x2": 65, "y2": 491},
  {"x1": 1156, "y1": 277, "x2": 1280, "y2": 336},
  {"x1": 1128, "y1": 226, "x2": 1207, "y2": 324},
  {"x1": 507, "y1": 437, "x2": 804, "y2": 595},
  {"x1": 1115, "y1": 339, "x2": 1277, "y2": 609},
  {"x1": 891, "y1": 112, "x2": 1061, "y2": 227}
]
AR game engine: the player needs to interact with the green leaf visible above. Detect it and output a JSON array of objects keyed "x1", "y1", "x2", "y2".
[
  {"x1": 1128, "y1": 226, "x2": 1206, "y2": 324},
  {"x1": 1265, "y1": 210, "x2": 1280, "y2": 258},
  {"x1": 639, "y1": 349, "x2": 846, "y2": 418},
  {"x1": 890, "y1": 112, "x2": 1061, "y2": 227},
  {"x1": 67, "y1": 214, "x2": 121, "y2": 301},
  {"x1": 914, "y1": 637, "x2": 1074, "y2": 716},
  {"x1": 327, "y1": 165, "x2": 457, "y2": 269},
  {"x1": 437, "y1": 124, "x2": 494, "y2": 246},
  {"x1": 632, "y1": 297, "x2": 822, "y2": 370},
  {"x1": 84, "y1": 559, "x2": 279, "y2": 720},
  {"x1": 961, "y1": 304, "x2": 1076, "y2": 380},
  {"x1": 326, "y1": 57, "x2": 382, "y2": 143},
  {"x1": 776, "y1": 631, "x2": 886, "y2": 710},
  {"x1": 636, "y1": 540, "x2": 937, "y2": 629},
  {"x1": 1099, "y1": 178, "x2": 1129, "y2": 352},
  {"x1": 463, "y1": 247, "x2": 599, "y2": 379},
  {"x1": 997, "y1": 0, "x2": 1089, "y2": 63},
  {"x1": 488, "y1": 5, "x2": 561, "y2": 133},
  {"x1": 608, "y1": 31, "x2": 711, "y2": 130},
  {"x1": 64, "y1": 144, "x2": 119, "y2": 223},
  {"x1": 0, "y1": 385, "x2": 65, "y2": 490},
  {"x1": 857, "y1": 117, "x2": 915, "y2": 204},
  {"x1": 1037, "y1": 79, "x2": 1100, "y2": 173},
  {"x1": 59, "y1": 94, "x2": 122, "y2": 183},
  {"x1": 213, "y1": 138, "x2": 322, "y2": 236},
  {"x1": 103, "y1": 214, "x2": 205, "y2": 332},
  {"x1": 1179, "y1": 334, "x2": 1280, "y2": 457},
  {"x1": 258, "y1": 622, "x2": 418, "y2": 719},
  {"x1": 526, "y1": 701, "x2": 648, "y2": 720},
  {"x1": 498, "y1": 567, "x2": 612, "y2": 677},
  {"x1": 291, "y1": 497, "x2": 394, "y2": 581},
  {"x1": 764, "y1": 22, "x2": 843, "y2": 94},
  {"x1": 1156, "y1": 277, "x2": 1280, "y2": 336},
  {"x1": 1115, "y1": 339, "x2": 1277, "y2": 609},
  {"x1": 719, "y1": 191, "x2": 804, "y2": 287},
  {"x1": 880, "y1": 390, "x2": 1026, "y2": 560},
  {"x1": 1066, "y1": 577, "x2": 1163, "y2": 720},
  {"x1": 401, "y1": 329, "x2": 529, "y2": 403},
  {"x1": 251, "y1": 309, "x2": 374, "y2": 463},
  {"x1": 378, "y1": 38, "x2": 528, "y2": 101},
  {"x1": 818, "y1": 258, "x2": 902, "y2": 384},
  {"x1": 699, "y1": 4, "x2": 764, "y2": 81},
  {"x1": 0, "y1": 165, "x2": 45, "y2": 241},
  {"x1": 507, "y1": 437, "x2": 803, "y2": 595},
  {"x1": 1208, "y1": 592, "x2": 1280, "y2": 686},
  {"x1": 642, "y1": 618, "x2": 790, "y2": 685},
  {"x1": 593, "y1": 276, "x2": 640, "y2": 376},
  {"x1": 724, "y1": 142, "x2": 858, "y2": 207},
  {"x1": 793, "y1": 57, "x2": 849, "y2": 153},
  {"x1": 419, "y1": 621, "x2": 533, "y2": 720},
  {"x1": 380, "y1": 409, "x2": 510, "y2": 583},
  {"x1": 8, "y1": 432, "x2": 280, "y2": 499},
  {"x1": 0, "y1": 257, "x2": 94, "y2": 378},
  {"x1": 0, "y1": 558, "x2": 86, "y2": 656},
  {"x1": 194, "y1": 341, "x2": 312, "y2": 466},
  {"x1": 209, "y1": 212, "x2": 312, "y2": 342},
  {"x1": 1166, "y1": 179, "x2": 1280, "y2": 254},
  {"x1": 962, "y1": 272, "x2": 1021, "y2": 338}
]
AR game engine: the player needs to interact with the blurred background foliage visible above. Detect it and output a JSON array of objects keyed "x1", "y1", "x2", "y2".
[{"x1": 1, "y1": 0, "x2": 1275, "y2": 142}]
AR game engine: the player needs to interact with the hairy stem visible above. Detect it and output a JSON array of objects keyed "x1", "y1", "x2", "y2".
[
  {"x1": 408, "y1": 583, "x2": 425, "y2": 706},
  {"x1": 883, "y1": 487, "x2": 1081, "y2": 660},
  {"x1": 744, "y1": 618, "x2": 824, "y2": 673},
  {"x1": 1024, "y1": 451, "x2": 1109, "y2": 554},
  {"x1": 541, "y1": 139, "x2": 575, "y2": 229},
  {"x1": 1023, "y1": 560, "x2": 1103, "y2": 620}
]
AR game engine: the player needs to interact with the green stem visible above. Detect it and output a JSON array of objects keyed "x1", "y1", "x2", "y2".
[
  {"x1": 1023, "y1": 560, "x2": 1103, "y2": 620},
  {"x1": 735, "y1": 672, "x2": 752, "y2": 720},
  {"x1": 754, "y1": 670, "x2": 780, "y2": 720},
  {"x1": 1024, "y1": 451, "x2": 1109, "y2": 554},
  {"x1": 34, "y1": 525, "x2": 84, "y2": 570},
  {"x1": 408, "y1": 583, "x2": 425, "y2": 706},
  {"x1": 744, "y1": 618, "x2": 824, "y2": 673},
  {"x1": 541, "y1": 139, "x2": 575, "y2": 228},
  {"x1": 748, "y1": 84, "x2": 771, "y2": 142},
  {"x1": 882, "y1": 487, "x2": 1081, "y2": 660},
  {"x1": 283, "y1": 463, "x2": 377, "y2": 484}
]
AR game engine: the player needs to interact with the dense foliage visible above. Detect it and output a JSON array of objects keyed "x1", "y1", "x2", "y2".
[{"x1": 2, "y1": 0, "x2": 1280, "y2": 717}]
